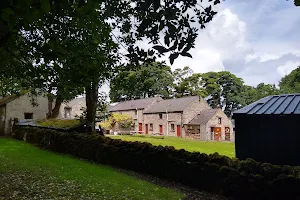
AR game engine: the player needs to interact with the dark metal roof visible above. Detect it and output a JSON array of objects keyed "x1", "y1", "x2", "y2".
[
  {"x1": 108, "y1": 97, "x2": 162, "y2": 112},
  {"x1": 233, "y1": 93, "x2": 300, "y2": 115},
  {"x1": 144, "y1": 96, "x2": 200, "y2": 114},
  {"x1": 186, "y1": 109, "x2": 219, "y2": 125}
]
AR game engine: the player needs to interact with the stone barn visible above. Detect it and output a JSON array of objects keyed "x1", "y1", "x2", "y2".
[
  {"x1": 0, "y1": 93, "x2": 48, "y2": 135},
  {"x1": 184, "y1": 108, "x2": 234, "y2": 141},
  {"x1": 233, "y1": 93, "x2": 300, "y2": 165}
]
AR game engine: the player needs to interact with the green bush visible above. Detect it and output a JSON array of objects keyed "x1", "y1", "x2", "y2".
[{"x1": 12, "y1": 125, "x2": 300, "y2": 200}]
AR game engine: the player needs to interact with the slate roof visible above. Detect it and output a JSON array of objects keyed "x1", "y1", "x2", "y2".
[
  {"x1": 143, "y1": 96, "x2": 200, "y2": 114},
  {"x1": 108, "y1": 97, "x2": 162, "y2": 112},
  {"x1": 233, "y1": 93, "x2": 300, "y2": 115},
  {"x1": 0, "y1": 92, "x2": 28, "y2": 106},
  {"x1": 186, "y1": 109, "x2": 219, "y2": 125}
]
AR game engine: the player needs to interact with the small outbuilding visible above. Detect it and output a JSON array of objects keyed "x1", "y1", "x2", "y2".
[{"x1": 233, "y1": 93, "x2": 300, "y2": 165}]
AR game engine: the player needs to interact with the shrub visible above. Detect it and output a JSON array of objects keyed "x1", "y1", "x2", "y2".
[{"x1": 12, "y1": 125, "x2": 300, "y2": 200}]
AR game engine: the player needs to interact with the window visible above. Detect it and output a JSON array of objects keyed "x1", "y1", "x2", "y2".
[
  {"x1": 218, "y1": 117, "x2": 222, "y2": 124},
  {"x1": 135, "y1": 110, "x2": 137, "y2": 115},
  {"x1": 64, "y1": 107, "x2": 71, "y2": 119},
  {"x1": 24, "y1": 113, "x2": 33, "y2": 119},
  {"x1": 171, "y1": 124, "x2": 175, "y2": 132},
  {"x1": 149, "y1": 123, "x2": 153, "y2": 131},
  {"x1": 132, "y1": 123, "x2": 136, "y2": 130},
  {"x1": 159, "y1": 114, "x2": 162, "y2": 119}
]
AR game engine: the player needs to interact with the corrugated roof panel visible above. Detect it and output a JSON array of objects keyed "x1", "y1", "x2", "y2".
[
  {"x1": 283, "y1": 95, "x2": 300, "y2": 114},
  {"x1": 255, "y1": 96, "x2": 279, "y2": 114},
  {"x1": 273, "y1": 95, "x2": 295, "y2": 114},
  {"x1": 248, "y1": 104, "x2": 264, "y2": 114},
  {"x1": 264, "y1": 96, "x2": 287, "y2": 114},
  {"x1": 233, "y1": 93, "x2": 300, "y2": 116},
  {"x1": 293, "y1": 101, "x2": 300, "y2": 114}
]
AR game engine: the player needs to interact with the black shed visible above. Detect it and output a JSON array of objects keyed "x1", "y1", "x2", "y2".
[{"x1": 233, "y1": 94, "x2": 300, "y2": 165}]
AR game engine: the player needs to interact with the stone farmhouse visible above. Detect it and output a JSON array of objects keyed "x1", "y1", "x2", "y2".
[
  {"x1": 0, "y1": 92, "x2": 85, "y2": 135},
  {"x1": 108, "y1": 96, "x2": 234, "y2": 141}
]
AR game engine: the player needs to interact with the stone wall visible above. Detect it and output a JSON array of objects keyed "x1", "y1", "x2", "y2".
[
  {"x1": 184, "y1": 125, "x2": 201, "y2": 139},
  {"x1": 57, "y1": 97, "x2": 85, "y2": 119},
  {"x1": 110, "y1": 109, "x2": 143, "y2": 132},
  {"x1": 5, "y1": 93, "x2": 49, "y2": 134},
  {"x1": 143, "y1": 112, "x2": 182, "y2": 136},
  {"x1": 204, "y1": 109, "x2": 234, "y2": 141}
]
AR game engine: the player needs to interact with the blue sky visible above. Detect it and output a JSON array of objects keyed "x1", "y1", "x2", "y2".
[
  {"x1": 101, "y1": 0, "x2": 300, "y2": 95},
  {"x1": 169, "y1": 0, "x2": 300, "y2": 86}
]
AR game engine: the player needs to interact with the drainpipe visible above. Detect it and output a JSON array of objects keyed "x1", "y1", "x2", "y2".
[{"x1": 166, "y1": 110, "x2": 168, "y2": 136}]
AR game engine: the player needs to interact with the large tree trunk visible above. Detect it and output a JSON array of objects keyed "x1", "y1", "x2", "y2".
[
  {"x1": 85, "y1": 82, "x2": 98, "y2": 133},
  {"x1": 50, "y1": 99, "x2": 62, "y2": 118},
  {"x1": 47, "y1": 93, "x2": 63, "y2": 119}
]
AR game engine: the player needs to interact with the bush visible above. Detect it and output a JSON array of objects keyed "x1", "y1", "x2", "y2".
[{"x1": 12, "y1": 125, "x2": 300, "y2": 200}]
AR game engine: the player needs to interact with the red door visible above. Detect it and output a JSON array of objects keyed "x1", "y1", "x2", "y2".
[
  {"x1": 145, "y1": 124, "x2": 148, "y2": 135},
  {"x1": 225, "y1": 127, "x2": 230, "y2": 141},
  {"x1": 159, "y1": 125, "x2": 163, "y2": 135},
  {"x1": 176, "y1": 125, "x2": 181, "y2": 137},
  {"x1": 139, "y1": 123, "x2": 143, "y2": 134},
  {"x1": 214, "y1": 127, "x2": 221, "y2": 141}
]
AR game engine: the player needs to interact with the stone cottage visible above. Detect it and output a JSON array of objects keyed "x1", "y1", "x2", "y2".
[
  {"x1": 143, "y1": 96, "x2": 211, "y2": 137},
  {"x1": 0, "y1": 93, "x2": 85, "y2": 135},
  {"x1": 184, "y1": 108, "x2": 234, "y2": 141},
  {"x1": 108, "y1": 96, "x2": 234, "y2": 141},
  {"x1": 108, "y1": 97, "x2": 162, "y2": 133},
  {"x1": 0, "y1": 92, "x2": 48, "y2": 135}
]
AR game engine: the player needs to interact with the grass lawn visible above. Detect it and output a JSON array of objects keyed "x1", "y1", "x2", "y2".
[
  {"x1": 0, "y1": 138, "x2": 183, "y2": 200},
  {"x1": 108, "y1": 135, "x2": 235, "y2": 158}
]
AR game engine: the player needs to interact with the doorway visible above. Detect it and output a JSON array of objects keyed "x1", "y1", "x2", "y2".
[
  {"x1": 145, "y1": 124, "x2": 148, "y2": 134},
  {"x1": 214, "y1": 127, "x2": 221, "y2": 141},
  {"x1": 139, "y1": 123, "x2": 143, "y2": 133},
  {"x1": 159, "y1": 125, "x2": 163, "y2": 135},
  {"x1": 176, "y1": 125, "x2": 181, "y2": 137},
  {"x1": 225, "y1": 127, "x2": 230, "y2": 141}
]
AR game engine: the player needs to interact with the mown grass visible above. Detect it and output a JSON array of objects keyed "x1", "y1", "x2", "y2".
[
  {"x1": 108, "y1": 135, "x2": 235, "y2": 158},
  {"x1": 0, "y1": 138, "x2": 183, "y2": 200},
  {"x1": 37, "y1": 119, "x2": 81, "y2": 129}
]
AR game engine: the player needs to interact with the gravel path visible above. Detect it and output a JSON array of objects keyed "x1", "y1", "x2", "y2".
[{"x1": 116, "y1": 168, "x2": 232, "y2": 200}]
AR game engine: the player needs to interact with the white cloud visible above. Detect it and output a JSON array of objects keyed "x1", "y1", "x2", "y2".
[{"x1": 277, "y1": 61, "x2": 300, "y2": 77}]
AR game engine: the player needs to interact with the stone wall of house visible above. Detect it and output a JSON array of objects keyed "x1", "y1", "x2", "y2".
[
  {"x1": 204, "y1": 109, "x2": 234, "y2": 142},
  {"x1": 182, "y1": 98, "x2": 211, "y2": 137},
  {"x1": 110, "y1": 109, "x2": 143, "y2": 132},
  {"x1": 57, "y1": 97, "x2": 86, "y2": 119},
  {"x1": 5, "y1": 93, "x2": 49, "y2": 134},
  {"x1": 143, "y1": 112, "x2": 182, "y2": 136},
  {"x1": 184, "y1": 125, "x2": 201, "y2": 140}
]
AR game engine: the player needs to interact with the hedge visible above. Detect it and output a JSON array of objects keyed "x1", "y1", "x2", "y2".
[{"x1": 12, "y1": 125, "x2": 300, "y2": 200}]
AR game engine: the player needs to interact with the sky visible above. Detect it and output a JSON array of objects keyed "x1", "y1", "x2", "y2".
[{"x1": 101, "y1": 0, "x2": 300, "y2": 95}]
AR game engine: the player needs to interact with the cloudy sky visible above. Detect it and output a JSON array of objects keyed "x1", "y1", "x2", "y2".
[
  {"x1": 101, "y1": 0, "x2": 300, "y2": 95},
  {"x1": 169, "y1": 0, "x2": 300, "y2": 86}
]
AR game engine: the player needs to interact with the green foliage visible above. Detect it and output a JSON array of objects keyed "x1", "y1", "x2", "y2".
[
  {"x1": 38, "y1": 119, "x2": 81, "y2": 129},
  {"x1": 13, "y1": 126, "x2": 300, "y2": 200},
  {"x1": 110, "y1": 62, "x2": 174, "y2": 102},
  {"x1": 100, "y1": 113, "x2": 134, "y2": 129},
  {"x1": 0, "y1": 138, "x2": 182, "y2": 199},
  {"x1": 279, "y1": 66, "x2": 300, "y2": 93}
]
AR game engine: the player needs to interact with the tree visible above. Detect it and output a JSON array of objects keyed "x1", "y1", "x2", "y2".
[
  {"x1": 1, "y1": 0, "x2": 221, "y2": 132},
  {"x1": 201, "y1": 71, "x2": 244, "y2": 117},
  {"x1": 279, "y1": 66, "x2": 300, "y2": 94},
  {"x1": 110, "y1": 62, "x2": 174, "y2": 102}
]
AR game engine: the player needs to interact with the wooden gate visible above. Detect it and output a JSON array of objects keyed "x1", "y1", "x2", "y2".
[
  {"x1": 145, "y1": 124, "x2": 148, "y2": 135},
  {"x1": 159, "y1": 125, "x2": 163, "y2": 135},
  {"x1": 225, "y1": 127, "x2": 230, "y2": 141},
  {"x1": 176, "y1": 125, "x2": 181, "y2": 137},
  {"x1": 214, "y1": 127, "x2": 221, "y2": 141},
  {"x1": 138, "y1": 123, "x2": 143, "y2": 133}
]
